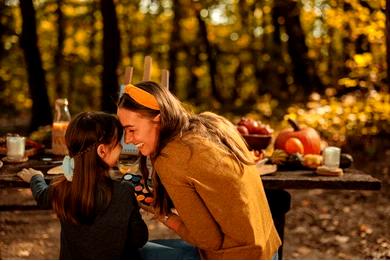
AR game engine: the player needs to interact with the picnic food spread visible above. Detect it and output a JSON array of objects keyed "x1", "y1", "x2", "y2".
[{"x1": 235, "y1": 117, "x2": 354, "y2": 176}]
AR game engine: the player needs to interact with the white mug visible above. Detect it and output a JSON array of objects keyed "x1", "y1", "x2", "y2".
[
  {"x1": 323, "y1": 146, "x2": 341, "y2": 169},
  {"x1": 6, "y1": 135, "x2": 26, "y2": 161}
]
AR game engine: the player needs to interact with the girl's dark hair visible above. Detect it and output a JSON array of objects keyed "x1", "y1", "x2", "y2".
[
  {"x1": 118, "y1": 81, "x2": 253, "y2": 217},
  {"x1": 50, "y1": 111, "x2": 123, "y2": 224}
]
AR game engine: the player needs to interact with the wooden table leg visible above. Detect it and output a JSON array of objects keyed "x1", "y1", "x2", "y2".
[{"x1": 265, "y1": 189, "x2": 291, "y2": 260}]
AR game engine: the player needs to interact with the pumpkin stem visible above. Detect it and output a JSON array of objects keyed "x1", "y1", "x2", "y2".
[{"x1": 288, "y1": 118, "x2": 301, "y2": 131}]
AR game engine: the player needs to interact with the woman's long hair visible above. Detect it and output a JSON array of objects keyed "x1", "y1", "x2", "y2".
[
  {"x1": 118, "y1": 81, "x2": 253, "y2": 216},
  {"x1": 50, "y1": 111, "x2": 123, "y2": 224}
]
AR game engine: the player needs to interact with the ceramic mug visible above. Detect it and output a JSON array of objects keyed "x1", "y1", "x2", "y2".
[
  {"x1": 6, "y1": 135, "x2": 26, "y2": 161},
  {"x1": 323, "y1": 146, "x2": 341, "y2": 169}
]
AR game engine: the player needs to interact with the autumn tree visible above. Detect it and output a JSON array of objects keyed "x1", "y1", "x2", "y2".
[
  {"x1": 19, "y1": 0, "x2": 52, "y2": 131},
  {"x1": 100, "y1": 0, "x2": 120, "y2": 113}
]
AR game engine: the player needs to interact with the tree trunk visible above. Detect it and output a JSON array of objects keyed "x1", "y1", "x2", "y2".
[
  {"x1": 0, "y1": 1, "x2": 5, "y2": 57},
  {"x1": 386, "y1": 0, "x2": 390, "y2": 85},
  {"x1": 277, "y1": 0, "x2": 324, "y2": 95},
  {"x1": 54, "y1": 0, "x2": 65, "y2": 98},
  {"x1": 124, "y1": 2, "x2": 133, "y2": 67},
  {"x1": 0, "y1": 2, "x2": 6, "y2": 107},
  {"x1": 194, "y1": 7, "x2": 223, "y2": 103},
  {"x1": 144, "y1": 15, "x2": 153, "y2": 55},
  {"x1": 168, "y1": 0, "x2": 180, "y2": 94},
  {"x1": 184, "y1": 44, "x2": 201, "y2": 103},
  {"x1": 341, "y1": 3, "x2": 353, "y2": 77},
  {"x1": 19, "y1": 0, "x2": 52, "y2": 132},
  {"x1": 237, "y1": 0, "x2": 254, "y2": 102},
  {"x1": 100, "y1": 0, "x2": 120, "y2": 113}
]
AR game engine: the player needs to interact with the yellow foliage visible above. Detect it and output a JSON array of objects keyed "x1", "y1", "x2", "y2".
[
  {"x1": 63, "y1": 5, "x2": 88, "y2": 17},
  {"x1": 181, "y1": 17, "x2": 197, "y2": 32},
  {"x1": 338, "y1": 78, "x2": 357, "y2": 87},
  {"x1": 63, "y1": 6, "x2": 75, "y2": 16},
  {"x1": 76, "y1": 46, "x2": 90, "y2": 61},
  {"x1": 64, "y1": 39, "x2": 75, "y2": 54},
  {"x1": 133, "y1": 36, "x2": 146, "y2": 46},
  {"x1": 353, "y1": 53, "x2": 373, "y2": 67},
  {"x1": 284, "y1": 91, "x2": 390, "y2": 145},
  {"x1": 212, "y1": 25, "x2": 234, "y2": 38},
  {"x1": 324, "y1": 9, "x2": 344, "y2": 29},
  {"x1": 263, "y1": 6, "x2": 271, "y2": 14},
  {"x1": 82, "y1": 75, "x2": 98, "y2": 86},
  {"x1": 75, "y1": 31, "x2": 87, "y2": 43},
  {"x1": 236, "y1": 34, "x2": 250, "y2": 48},
  {"x1": 116, "y1": 4, "x2": 124, "y2": 15},
  {"x1": 40, "y1": 20, "x2": 55, "y2": 32},
  {"x1": 95, "y1": 20, "x2": 103, "y2": 30},
  {"x1": 192, "y1": 67, "x2": 206, "y2": 78}
]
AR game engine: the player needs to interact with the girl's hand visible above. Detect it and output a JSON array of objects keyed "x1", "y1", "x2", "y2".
[{"x1": 17, "y1": 168, "x2": 44, "y2": 183}]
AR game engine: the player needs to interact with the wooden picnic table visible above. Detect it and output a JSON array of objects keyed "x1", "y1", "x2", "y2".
[{"x1": 0, "y1": 154, "x2": 382, "y2": 259}]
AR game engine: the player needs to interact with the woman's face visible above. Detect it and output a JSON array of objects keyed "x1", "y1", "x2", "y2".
[{"x1": 117, "y1": 107, "x2": 160, "y2": 156}]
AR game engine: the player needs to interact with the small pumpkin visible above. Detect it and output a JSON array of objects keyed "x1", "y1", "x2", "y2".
[
  {"x1": 284, "y1": 137, "x2": 304, "y2": 154},
  {"x1": 274, "y1": 118, "x2": 321, "y2": 155}
]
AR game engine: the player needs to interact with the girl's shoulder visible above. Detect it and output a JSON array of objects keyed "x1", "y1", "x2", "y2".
[
  {"x1": 112, "y1": 180, "x2": 134, "y2": 198},
  {"x1": 110, "y1": 180, "x2": 140, "y2": 207}
]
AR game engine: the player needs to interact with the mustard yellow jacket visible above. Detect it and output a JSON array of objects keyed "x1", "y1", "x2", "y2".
[{"x1": 154, "y1": 133, "x2": 281, "y2": 259}]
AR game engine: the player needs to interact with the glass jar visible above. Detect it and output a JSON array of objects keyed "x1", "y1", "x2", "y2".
[{"x1": 52, "y1": 98, "x2": 71, "y2": 155}]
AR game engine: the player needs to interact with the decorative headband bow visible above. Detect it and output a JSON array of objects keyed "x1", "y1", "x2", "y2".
[{"x1": 62, "y1": 155, "x2": 74, "y2": 182}]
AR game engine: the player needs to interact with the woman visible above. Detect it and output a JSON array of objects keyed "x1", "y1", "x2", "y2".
[{"x1": 117, "y1": 81, "x2": 281, "y2": 259}]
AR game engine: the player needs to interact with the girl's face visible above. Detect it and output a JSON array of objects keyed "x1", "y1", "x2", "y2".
[
  {"x1": 98, "y1": 141, "x2": 122, "y2": 168},
  {"x1": 117, "y1": 108, "x2": 160, "y2": 156}
]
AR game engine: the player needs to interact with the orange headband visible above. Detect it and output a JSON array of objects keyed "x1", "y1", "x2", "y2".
[{"x1": 123, "y1": 84, "x2": 160, "y2": 110}]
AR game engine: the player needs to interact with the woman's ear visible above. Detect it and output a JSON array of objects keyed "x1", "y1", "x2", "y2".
[
  {"x1": 153, "y1": 113, "x2": 161, "y2": 123},
  {"x1": 97, "y1": 144, "x2": 106, "y2": 159}
]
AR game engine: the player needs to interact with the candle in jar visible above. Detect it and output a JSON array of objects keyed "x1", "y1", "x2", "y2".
[
  {"x1": 6, "y1": 136, "x2": 26, "y2": 160},
  {"x1": 52, "y1": 121, "x2": 69, "y2": 155},
  {"x1": 323, "y1": 146, "x2": 341, "y2": 169}
]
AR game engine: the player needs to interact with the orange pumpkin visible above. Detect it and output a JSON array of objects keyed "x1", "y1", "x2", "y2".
[
  {"x1": 274, "y1": 119, "x2": 321, "y2": 155},
  {"x1": 284, "y1": 137, "x2": 304, "y2": 154}
]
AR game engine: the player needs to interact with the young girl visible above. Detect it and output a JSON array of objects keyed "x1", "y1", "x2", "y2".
[
  {"x1": 17, "y1": 111, "x2": 148, "y2": 259},
  {"x1": 117, "y1": 81, "x2": 281, "y2": 259}
]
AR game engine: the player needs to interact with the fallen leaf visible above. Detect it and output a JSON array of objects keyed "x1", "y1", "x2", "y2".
[{"x1": 335, "y1": 235, "x2": 350, "y2": 243}]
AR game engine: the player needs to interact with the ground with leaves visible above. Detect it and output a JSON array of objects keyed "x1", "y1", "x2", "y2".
[{"x1": 0, "y1": 143, "x2": 389, "y2": 259}]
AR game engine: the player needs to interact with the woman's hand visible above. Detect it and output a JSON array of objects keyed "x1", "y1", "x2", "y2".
[
  {"x1": 17, "y1": 168, "x2": 44, "y2": 183},
  {"x1": 161, "y1": 213, "x2": 183, "y2": 232}
]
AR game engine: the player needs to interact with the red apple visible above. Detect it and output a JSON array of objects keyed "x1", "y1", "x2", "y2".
[
  {"x1": 237, "y1": 117, "x2": 250, "y2": 127},
  {"x1": 251, "y1": 121, "x2": 273, "y2": 135},
  {"x1": 237, "y1": 125, "x2": 249, "y2": 135},
  {"x1": 248, "y1": 120, "x2": 259, "y2": 134},
  {"x1": 238, "y1": 117, "x2": 257, "y2": 134}
]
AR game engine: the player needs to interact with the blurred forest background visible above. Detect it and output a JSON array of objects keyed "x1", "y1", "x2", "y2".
[{"x1": 0, "y1": 0, "x2": 389, "y2": 148}]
